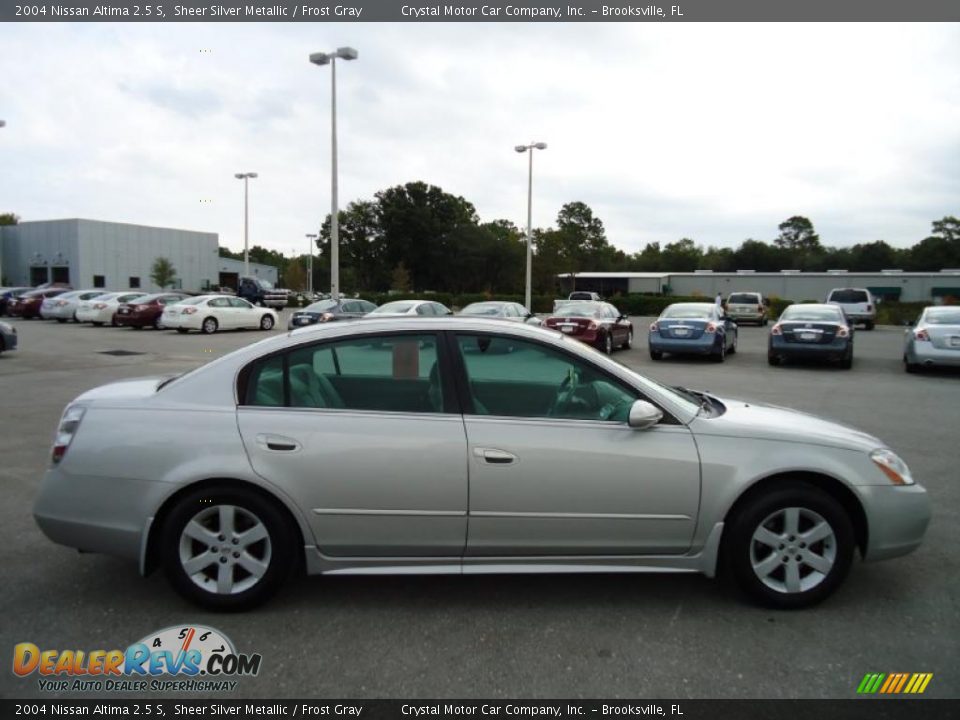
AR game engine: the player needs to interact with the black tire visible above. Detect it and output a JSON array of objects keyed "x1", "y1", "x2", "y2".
[
  {"x1": 622, "y1": 330, "x2": 633, "y2": 350},
  {"x1": 153, "y1": 317, "x2": 163, "y2": 330},
  {"x1": 649, "y1": 349, "x2": 663, "y2": 361},
  {"x1": 768, "y1": 353, "x2": 781, "y2": 366},
  {"x1": 92, "y1": 322, "x2": 104, "y2": 327},
  {"x1": 602, "y1": 333, "x2": 613, "y2": 355},
  {"x1": 840, "y1": 349, "x2": 853, "y2": 370},
  {"x1": 176, "y1": 328, "x2": 189, "y2": 334},
  {"x1": 56, "y1": 318, "x2": 67, "y2": 324},
  {"x1": 110, "y1": 315, "x2": 119, "y2": 327},
  {"x1": 201, "y1": 317, "x2": 218, "y2": 335},
  {"x1": 260, "y1": 314, "x2": 275, "y2": 331},
  {"x1": 904, "y1": 355, "x2": 918, "y2": 374},
  {"x1": 723, "y1": 481, "x2": 855, "y2": 609},
  {"x1": 761, "y1": 317, "x2": 768, "y2": 327},
  {"x1": 712, "y1": 339, "x2": 726, "y2": 363},
  {"x1": 864, "y1": 321, "x2": 875, "y2": 331},
  {"x1": 728, "y1": 332, "x2": 737, "y2": 355},
  {"x1": 160, "y1": 485, "x2": 297, "y2": 611}
]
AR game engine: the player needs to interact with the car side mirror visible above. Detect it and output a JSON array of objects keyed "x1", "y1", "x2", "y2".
[{"x1": 628, "y1": 400, "x2": 663, "y2": 430}]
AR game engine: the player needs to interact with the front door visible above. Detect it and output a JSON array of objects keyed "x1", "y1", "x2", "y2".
[
  {"x1": 237, "y1": 332, "x2": 468, "y2": 557},
  {"x1": 453, "y1": 333, "x2": 701, "y2": 556}
]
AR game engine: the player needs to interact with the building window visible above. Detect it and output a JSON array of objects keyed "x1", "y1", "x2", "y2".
[
  {"x1": 93, "y1": 275, "x2": 106, "y2": 288},
  {"x1": 129, "y1": 276, "x2": 141, "y2": 289}
]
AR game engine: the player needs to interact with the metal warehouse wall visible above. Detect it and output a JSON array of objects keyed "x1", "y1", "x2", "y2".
[
  {"x1": 76, "y1": 219, "x2": 219, "y2": 292},
  {"x1": 665, "y1": 273, "x2": 960, "y2": 303},
  {"x1": 1, "y1": 220, "x2": 81, "y2": 286}
]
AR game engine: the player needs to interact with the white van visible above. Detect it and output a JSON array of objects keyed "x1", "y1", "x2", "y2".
[
  {"x1": 725, "y1": 291, "x2": 768, "y2": 326},
  {"x1": 826, "y1": 288, "x2": 877, "y2": 330}
]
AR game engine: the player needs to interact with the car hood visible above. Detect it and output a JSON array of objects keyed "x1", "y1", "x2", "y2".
[
  {"x1": 693, "y1": 396, "x2": 882, "y2": 452},
  {"x1": 73, "y1": 376, "x2": 170, "y2": 404}
]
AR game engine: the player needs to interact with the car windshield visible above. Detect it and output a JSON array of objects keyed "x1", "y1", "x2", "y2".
[
  {"x1": 304, "y1": 300, "x2": 339, "y2": 313},
  {"x1": 728, "y1": 293, "x2": 759, "y2": 304},
  {"x1": 661, "y1": 304, "x2": 714, "y2": 320},
  {"x1": 782, "y1": 306, "x2": 843, "y2": 322},
  {"x1": 372, "y1": 301, "x2": 415, "y2": 314},
  {"x1": 257, "y1": 279, "x2": 275, "y2": 289},
  {"x1": 461, "y1": 303, "x2": 504, "y2": 316},
  {"x1": 829, "y1": 289, "x2": 869, "y2": 303},
  {"x1": 925, "y1": 309, "x2": 960, "y2": 325}
]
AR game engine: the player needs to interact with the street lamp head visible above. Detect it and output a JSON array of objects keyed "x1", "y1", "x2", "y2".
[
  {"x1": 533, "y1": 142, "x2": 548, "y2": 150},
  {"x1": 248, "y1": 172, "x2": 258, "y2": 179},
  {"x1": 234, "y1": 173, "x2": 245, "y2": 179},
  {"x1": 235, "y1": 172, "x2": 258, "y2": 179},
  {"x1": 336, "y1": 47, "x2": 359, "y2": 61},
  {"x1": 514, "y1": 145, "x2": 527, "y2": 153},
  {"x1": 0, "y1": 120, "x2": 6, "y2": 128},
  {"x1": 309, "y1": 52, "x2": 331, "y2": 66}
]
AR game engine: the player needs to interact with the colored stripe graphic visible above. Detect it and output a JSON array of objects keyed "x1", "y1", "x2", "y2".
[{"x1": 857, "y1": 673, "x2": 932, "y2": 694}]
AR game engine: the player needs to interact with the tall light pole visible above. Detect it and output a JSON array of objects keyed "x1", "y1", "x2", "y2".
[
  {"x1": 305, "y1": 233, "x2": 318, "y2": 297},
  {"x1": 515, "y1": 142, "x2": 547, "y2": 312},
  {"x1": 234, "y1": 172, "x2": 258, "y2": 276},
  {"x1": 0, "y1": 120, "x2": 6, "y2": 284},
  {"x1": 310, "y1": 46, "x2": 357, "y2": 302}
]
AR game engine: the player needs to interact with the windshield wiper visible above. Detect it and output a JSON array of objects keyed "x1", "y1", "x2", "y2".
[{"x1": 673, "y1": 386, "x2": 713, "y2": 415}]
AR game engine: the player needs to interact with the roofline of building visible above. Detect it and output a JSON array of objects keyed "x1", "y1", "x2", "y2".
[
  {"x1": 560, "y1": 270, "x2": 960, "y2": 278},
  {"x1": 10, "y1": 218, "x2": 219, "y2": 237}
]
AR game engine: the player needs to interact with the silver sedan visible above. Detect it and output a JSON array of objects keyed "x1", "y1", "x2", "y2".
[
  {"x1": 34, "y1": 318, "x2": 930, "y2": 611},
  {"x1": 903, "y1": 305, "x2": 960, "y2": 372}
]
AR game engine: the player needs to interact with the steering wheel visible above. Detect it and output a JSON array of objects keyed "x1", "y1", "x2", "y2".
[{"x1": 548, "y1": 369, "x2": 581, "y2": 418}]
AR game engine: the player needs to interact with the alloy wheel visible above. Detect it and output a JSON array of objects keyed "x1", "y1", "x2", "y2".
[
  {"x1": 178, "y1": 505, "x2": 272, "y2": 595},
  {"x1": 749, "y1": 507, "x2": 836, "y2": 594}
]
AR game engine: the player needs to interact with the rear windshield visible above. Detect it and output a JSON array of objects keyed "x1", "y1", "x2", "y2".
[
  {"x1": 128, "y1": 293, "x2": 164, "y2": 304},
  {"x1": 372, "y1": 301, "x2": 415, "y2": 314},
  {"x1": 177, "y1": 297, "x2": 206, "y2": 306},
  {"x1": 728, "y1": 293, "x2": 760, "y2": 304},
  {"x1": 554, "y1": 302, "x2": 601, "y2": 318},
  {"x1": 829, "y1": 289, "x2": 869, "y2": 303},
  {"x1": 461, "y1": 303, "x2": 503, "y2": 316},
  {"x1": 925, "y1": 309, "x2": 960, "y2": 325},
  {"x1": 782, "y1": 305, "x2": 843, "y2": 322},
  {"x1": 304, "y1": 300, "x2": 339, "y2": 313},
  {"x1": 661, "y1": 304, "x2": 714, "y2": 320},
  {"x1": 569, "y1": 292, "x2": 595, "y2": 300}
]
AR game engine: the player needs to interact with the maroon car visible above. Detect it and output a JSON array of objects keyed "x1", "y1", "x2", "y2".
[
  {"x1": 115, "y1": 292, "x2": 191, "y2": 329},
  {"x1": 8, "y1": 288, "x2": 70, "y2": 319},
  {"x1": 543, "y1": 300, "x2": 634, "y2": 355}
]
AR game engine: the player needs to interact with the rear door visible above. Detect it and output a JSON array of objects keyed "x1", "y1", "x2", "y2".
[{"x1": 237, "y1": 331, "x2": 468, "y2": 557}]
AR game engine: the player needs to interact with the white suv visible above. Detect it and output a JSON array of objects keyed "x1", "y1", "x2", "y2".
[{"x1": 826, "y1": 288, "x2": 877, "y2": 330}]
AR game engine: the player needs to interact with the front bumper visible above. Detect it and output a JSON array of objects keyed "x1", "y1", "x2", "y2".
[
  {"x1": 649, "y1": 334, "x2": 717, "y2": 355},
  {"x1": 858, "y1": 483, "x2": 931, "y2": 562}
]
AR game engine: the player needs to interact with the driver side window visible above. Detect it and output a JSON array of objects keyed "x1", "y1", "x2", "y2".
[{"x1": 455, "y1": 334, "x2": 639, "y2": 422}]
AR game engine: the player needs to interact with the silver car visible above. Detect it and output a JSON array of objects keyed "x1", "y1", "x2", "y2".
[
  {"x1": 459, "y1": 301, "x2": 542, "y2": 326},
  {"x1": 903, "y1": 305, "x2": 960, "y2": 372},
  {"x1": 34, "y1": 318, "x2": 930, "y2": 611}
]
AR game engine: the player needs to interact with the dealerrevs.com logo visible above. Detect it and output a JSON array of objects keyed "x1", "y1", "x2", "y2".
[{"x1": 13, "y1": 625, "x2": 261, "y2": 693}]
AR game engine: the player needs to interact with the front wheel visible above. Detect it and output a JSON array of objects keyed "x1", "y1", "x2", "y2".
[
  {"x1": 724, "y1": 482, "x2": 854, "y2": 609},
  {"x1": 56, "y1": 318, "x2": 67, "y2": 324},
  {"x1": 260, "y1": 314, "x2": 275, "y2": 331},
  {"x1": 201, "y1": 317, "x2": 219, "y2": 334},
  {"x1": 160, "y1": 486, "x2": 296, "y2": 611},
  {"x1": 602, "y1": 333, "x2": 613, "y2": 355},
  {"x1": 622, "y1": 330, "x2": 633, "y2": 350}
]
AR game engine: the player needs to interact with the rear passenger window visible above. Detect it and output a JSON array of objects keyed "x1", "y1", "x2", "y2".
[{"x1": 243, "y1": 335, "x2": 445, "y2": 414}]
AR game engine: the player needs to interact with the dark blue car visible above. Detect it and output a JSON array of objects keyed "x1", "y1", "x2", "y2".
[
  {"x1": 648, "y1": 302, "x2": 738, "y2": 362},
  {"x1": 768, "y1": 303, "x2": 854, "y2": 369}
]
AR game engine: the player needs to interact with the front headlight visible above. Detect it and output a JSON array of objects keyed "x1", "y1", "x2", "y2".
[{"x1": 870, "y1": 448, "x2": 914, "y2": 486}]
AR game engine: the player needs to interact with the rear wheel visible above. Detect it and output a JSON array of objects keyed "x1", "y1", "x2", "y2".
[
  {"x1": 201, "y1": 317, "x2": 218, "y2": 334},
  {"x1": 153, "y1": 317, "x2": 163, "y2": 330},
  {"x1": 864, "y1": 321, "x2": 875, "y2": 331},
  {"x1": 904, "y1": 355, "x2": 919, "y2": 374},
  {"x1": 712, "y1": 339, "x2": 726, "y2": 362},
  {"x1": 176, "y1": 328, "x2": 189, "y2": 334},
  {"x1": 724, "y1": 481, "x2": 854, "y2": 609},
  {"x1": 161, "y1": 485, "x2": 296, "y2": 611},
  {"x1": 92, "y1": 322, "x2": 103, "y2": 327},
  {"x1": 56, "y1": 318, "x2": 66, "y2": 324},
  {"x1": 649, "y1": 349, "x2": 663, "y2": 361},
  {"x1": 729, "y1": 331, "x2": 738, "y2": 355},
  {"x1": 768, "y1": 353, "x2": 781, "y2": 366},
  {"x1": 840, "y1": 349, "x2": 853, "y2": 370}
]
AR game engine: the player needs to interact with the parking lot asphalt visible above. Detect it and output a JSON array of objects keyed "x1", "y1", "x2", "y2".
[{"x1": 1, "y1": 313, "x2": 957, "y2": 699}]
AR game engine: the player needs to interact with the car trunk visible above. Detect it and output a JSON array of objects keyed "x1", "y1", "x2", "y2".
[
  {"x1": 545, "y1": 316, "x2": 594, "y2": 337},
  {"x1": 927, "y1": 325, "x2": 960, "y2": 351},
  {"x1": 780, "y1": 322, "x2": 841, "y2": 345},
  {"x1": 657, "y1": 319, "x2": 708, "y2": 339}
]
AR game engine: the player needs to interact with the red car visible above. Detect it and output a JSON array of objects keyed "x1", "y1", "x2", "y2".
[
  {"x1": 115, "y1": 292, "x2": 191, "y2": 329},
  {"x1": 8, "y1": 288, "x2": 70, "y2": 319},
  {"x1": 543, "y1": 300, "x2": 634, "y2": 354}
]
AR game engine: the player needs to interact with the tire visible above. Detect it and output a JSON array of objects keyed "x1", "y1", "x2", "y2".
[
  {"x1": 904, "y1": 355, "x2": 918, "y2": 374},
  {"x1": 712, "y1": 338, "x2": 726, "y2": 362},
  {"x1": 622, "y1": 330, "x2": 633, "y2": 350},
  {"x1": 723, "y1": 481, "x2": 854, "y2": 609},
  {"x1": 92, "y1": 322, "x2": 104, "y2": 327},
  {"x1": 260, "y1": 314, "x2": 275, "y2": 331},
  {"x1": 176, "y1": 328, "x2": 189, "y2": 334},
  {"x1": 153, "y1": 317, "x2": 163, "y2": 330},
  {"x1": 864, "y1": 321, "x2": 875, "y2": 331},
  {"x1": 761, "y1": 317, "x2": 768, "y2": 327},
  {"x1": 201, "y1": 317, "x2": 218, "y2": 335},
  {"x1": 649, "y1": 349, "x2": 663, "y2": 361},
  {"x1": 728, "y1": 331, "x2": 737, "y2": 355},
  {"x1": 160, "y1": 485, "x2": 296, "y2": 611},
  {"x1": 768, "y1": 353, "x2": 781, "y2": 366},
  {"x1": 603, "y1": 333, "x2": 613, "y2": 355},
  {"x1": 110, "y1": 315, "x2": 119, "y2": 327},
  {"x1": 56, "y1": 318, "x2": 66, "y2": 324},
  {"x1": 840, "y1": 349, "x2": 853, "y2": 370}
]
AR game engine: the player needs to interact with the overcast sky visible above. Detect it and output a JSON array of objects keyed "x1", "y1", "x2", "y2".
[{"x1": 1, "y1": 22, "x2": 958, "y2": 257}]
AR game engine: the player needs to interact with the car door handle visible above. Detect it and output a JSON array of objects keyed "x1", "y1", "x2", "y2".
[
  {"x1": 256, "y1": 434, "x2": 300, "y2": 452},
  {"x1": 473, "y1": 447, "x2": 517, "y2": 464}
]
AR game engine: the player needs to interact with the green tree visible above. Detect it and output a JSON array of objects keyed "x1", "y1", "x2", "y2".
[
  {"x1": 0, "y1": 213, "x2": 19, "y2": 226},
  {"x1": 391, "y1": 262, "x2": 411, "y2": 292},
  {"x1": 284, "y1": 258, "x2": 307, "y2": 291},
  {"x1": 320, "y1": 200, "x2": 389, "y2": 292},
  {"x1": 150, "y1": 257, "x2": 177, "y2": 289},
  {"x1": 661, "y1": 238, "x2": 703, "y2": 271}
]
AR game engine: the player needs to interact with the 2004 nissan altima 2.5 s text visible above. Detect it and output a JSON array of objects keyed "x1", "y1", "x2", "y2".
[{"x1": 33, "y1": 318, "x2": 930, "y2": 611}]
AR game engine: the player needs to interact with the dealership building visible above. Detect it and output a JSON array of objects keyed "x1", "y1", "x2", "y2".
[
  {"x1": 0, "y1": 218, "x2": 278, "y2": 291},
  {"x1": 562, "y1": 270, "x2": 960, "y2": 303}
]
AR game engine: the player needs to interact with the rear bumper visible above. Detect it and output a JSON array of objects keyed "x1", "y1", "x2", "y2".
[
  {"x1": 770, "y1": 336, "x2": 850, "y2": 359},
  {"x1": 728, "y1": 311, "x2": 764, "y2": 323},
  {"x1": 649, "y1": 334, "x2": 716, "y2": 354},
  {"x1": 858, "y1": 484, "x2": 931, "y2": 562},
  {"x1": 116, "y1": 313, "x2": 157, "y2": 327},
  {"x1": 906, "y1": 343, "x2": 960, "y2": 367}
]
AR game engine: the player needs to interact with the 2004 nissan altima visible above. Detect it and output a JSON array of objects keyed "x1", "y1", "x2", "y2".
[{"x1": 34, "y1": 318, "x2": 930, "y2": 611}]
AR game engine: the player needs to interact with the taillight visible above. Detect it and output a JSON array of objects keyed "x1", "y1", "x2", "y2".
[
  {"x1": 705, "y1": 323, "x2": 717, "y2": 333},
  {"x1": 52, "y1": 406, "x2": 85, "y2": 465},
  {"x1": 771, "y1": 324, "x2": 783, "y2": 335},
  {"x1": 915, "y1": 329, "x2": 929, "y2": 341},
  {"x1": 837, "y1": 327, "x2": 850, "y2": 338},
  {"x1": 649, "y1": 322, "x2": 659, "y2": 331},
  {"x1": 93, "y1": 303, "x2": 107, "y2": 310},
  {"x1": 183, "y1": 307, "x2": 198, "y2": 315}
]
